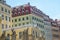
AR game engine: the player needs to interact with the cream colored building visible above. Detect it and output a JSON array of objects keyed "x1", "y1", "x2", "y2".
[
  {"x1": 11, "y1": 3, "x2": 45, "y2": 40},
  {"x1": 0, "y1": 0, "x2": 12, "y2": 36}
]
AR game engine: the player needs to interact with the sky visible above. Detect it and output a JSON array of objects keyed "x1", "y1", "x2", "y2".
[{"x1": 6, "y1": 0, "x2": 60, "y2": 19}]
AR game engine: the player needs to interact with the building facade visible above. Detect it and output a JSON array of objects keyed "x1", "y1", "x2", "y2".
[
  {"x1": 0, "y1": 0, "x2": 59, "y2": 40},
  {"x1": 43, "y1": 16, "x2": 52, "y2": 40},
  {"x1": 51, "y1": 20, "x2": 60, "y2": 40},
  {"x1": 11, "y1": 3, "x2": 45, "y2": 40},
  {"x1": 0, "y1": 0, "x2": 12, "y2": 36},
  {"x1": 57, "y1": 20, "x2": 60, "y2": 40}
]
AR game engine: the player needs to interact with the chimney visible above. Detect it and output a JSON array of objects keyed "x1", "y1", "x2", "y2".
[
  {"x1": 55, "y1": 19, "x2": 57, "y2": 22},
  {"x1": 28, "y1": 2, "x2": 30, "y2": 5}
]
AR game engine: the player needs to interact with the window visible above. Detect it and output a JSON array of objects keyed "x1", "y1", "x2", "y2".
[
  {"x1": 32, "y1": 17, "x2": 34, "y2": 19},
  {"x1": 12, "y1": 20, "x2": 13, "y2": 22},
  {"x1": 26, "y1": 17, "x2": 29, "y2": 20},
  {"x1": 19, "y1": 23, "x2": 21, "y2": 26},
  {"x1": 39, "y1": 24, "x2": 44, "y2": 28},
  {"x1": 6, "y1": 24, "x2": 8, "y2": 28},
  {"x1": 33, "y1": 31, "x2": 34, "y2": 34},
  {"x1": 35, "y1": 17, "x2": 36, "y2": 20},
  {"x1": 22, "y1": 9, "x2": 25, "y2": 14},
  {"x1": 5, "y1": 9, "x2": 7, "y2": 12},
  {"x1": 40, "y1": 25, "x2": 44, "y2": 28},
  {"x1": 2, "y1": 24, "x2": 4, "y2": 29},
  {"x1": 41, "y1": 31, "x2": 45, "y2": 35},
  {"x1": 32, "y1": 31, "x2": 35, "y2": 37},
  {"x1": 26, "y1": 10, "x2": 28, "y2": 13},
  {"x1": 39, "y1": 20, "x2": 41, "y2": 22},
  {"x1": 12, "y1": 25, "x2": 13, "y2": 27},
  {"x1": 39, "y1": 19, "x2": 43, "y2": 23},
  {"x1": 2, "y1": 15, "x2": 4, "y2": 20},
  {"x1": 37, "y1": 18, "x2": 38, "y2": 21},
  {"x1": 2, "y1": 15, "x2": 4, "y2": 17},
  {"x1": 6, "y1": 16, "x2": 7, "y2": 21},
  {"x1": 15, "y1": 24, "x2": 17, "y2": 27},
  {"x1": 52, "y1": 29, "x2": 58, "y2": 32},
  {"x1": 19, "y1": 32, "x2": 22, "y2": 39},
  {"x1": 53, "y1": 34, "x2": 59, "y2": 38},
  {"x1": 38, "y1": 24, "x2": 44, "y2": 28},
  {"x1": 19, "y1": 18, "x2": 21, "y2": 21},
  {"x1": 37, "y1": 23, "x2": 39, "y2": 26},
  {"x1": 41, "y1": 20, "x2": 43, "y2": 23},
  {"x1": 27, "y1": 22, "x2": 29, "y2": 24},
  {"x1": 36, "y1": 32, "x2": 37, "y2": 37},
  {"x1": 9, "y1": 26, "x2": 11, "y2": 28},
  {"x1": 8, "y1": 10, "x2": 10, "y2": 13},
  {"x1": 23, "y1": 23, "x2": 25, "y2": 25},
  {"x1": 26, "y1": 10, "x2": 29, "y2": 14},
  {"x1": 9, "y1": 17, "x2": 10, "y2": 21},
  {"x1": 22, "y1": 17, "x2": 24, "y2": 20},
  {"x1": 1, "y1": 7, "x2": 4, "y2": 11},
  {"x1": 15, "y1": 19, "x2": 17, "y2": 22}
]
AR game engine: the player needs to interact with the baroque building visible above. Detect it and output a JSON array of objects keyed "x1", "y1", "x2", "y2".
[
  {"x1": 0, "y1": 0, "x2": 53, "y2": 40},
  {"x1": 0, "y1": 0, "x2": 12, "y2": 36},
  {"x1": 11, "y1": 3, "x2": 45, "y2": 40},
  {"x1": 51, "y1": 19, "x2": 60, "y2": 40}
]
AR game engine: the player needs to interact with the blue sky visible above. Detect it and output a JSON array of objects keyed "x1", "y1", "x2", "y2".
[{"x1": 6, "y1": 0, "x2": 60, "y2": 19}]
